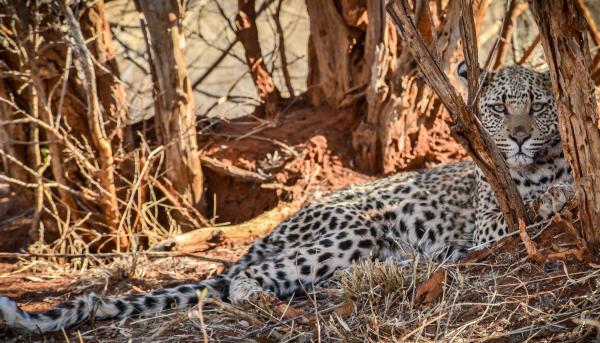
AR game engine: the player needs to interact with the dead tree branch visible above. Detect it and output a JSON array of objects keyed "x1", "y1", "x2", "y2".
[
  {"x1": 152, "y1": 167, "x2": 317, "y2": 252},
  {"x1": 190, "y1": 0, "x2": 274, "y2": 91},
  {"x1": 272, "y1": 0, "x2": 294, "y2": 97},
  {"x1": 576, "y1": 0, "x2": 600, "y2": 47},
  {"x1": 151, "y1": 197, "x2": 305, "y2": 252},
  {"x1": 200, "y1": 155, "x2": 270, "y2": 183},
  {"x1": 575, "y1": 0, "x2": 600, "y2": 85},
  {"x1": 235, "y1": 0, "x2": 281, "y2": 117},
  {"x1": 387, "y1": 0, "x2": 531, "y2": 231},
  {"x1": 516, "y1": 33, "x2": 540, "y2": 65},
  {"x1": 490, "y1": 0, "x2": 528, "y2": 69}
]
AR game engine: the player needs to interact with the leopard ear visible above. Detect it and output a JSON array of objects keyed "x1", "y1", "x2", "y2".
[
  {"x1": 457, "y1": 60, "x2": 469, "y2": 81},
  {"x1": 541, "y1": 69, "x2": 552, "y2": 88},
  {"x1": 457, "y1": 60, "x2": 487, "y2": 85}
]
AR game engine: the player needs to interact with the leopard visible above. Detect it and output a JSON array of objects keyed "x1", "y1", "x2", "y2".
[{"x1": 0, "y1": 63, "x2": 574, "y2": 334}]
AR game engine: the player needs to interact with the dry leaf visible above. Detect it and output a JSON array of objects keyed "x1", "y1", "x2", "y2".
[{"x1": 415, "y1": 269, "x2": 447, "y2": 305}]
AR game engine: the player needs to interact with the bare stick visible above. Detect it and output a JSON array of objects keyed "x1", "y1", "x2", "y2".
[
  {"x1": 0, "y1": 251, "x2": 232, "y2": 265},
  {"x1": 151, "y1": 196, "x2": 305, "y2": 252},
  {"x1": 490, "y1": 1, "x2": 528, "y2": 69},
  {"x1": 272, "y1": 0, "x2": 295, "y2": 97},
  {"x1": 199, "y1": 155, "x2": 270, "y2": 183},
  {"x1": 235, "y1": 0, "x2": 282, "y2": 117},
  {"x1": 576, "y1": 0, "x2": 600, "y2": 47},
  {"x1": 576, "y1": 0, "x2": 600, "y2": 85},
  {"x1": 25, "y1": 8, "x2": 45, "y2": 239},
  {"x1": 191, "y1": 0, "x2": 276, "y2": 91},
  {"x1": 516, "y1": 34, "x2": 540, "y2": 65},
  {"x1": 153, "y1": 167, "x2": 319, "y2": 252}
]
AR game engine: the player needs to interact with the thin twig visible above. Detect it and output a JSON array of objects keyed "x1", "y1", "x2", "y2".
[
  {"x1": 0, "y1": 251, "x2": 232, "y2": 265},
  {"x1": 199, "y1": 155, "x2": 270, "y2": 183},
  {"x1": 490, "y1": 1, "x2": 528, "y2": 69},
  {"x1": 516, "y1": 33, "x2": 540, "y2": 65},
  {"x1": 576, "y1": 0, "x2": 600, "y2": 47},
  {"x1": 272, "y1": 0, "x2": 295, "y2": 97}
]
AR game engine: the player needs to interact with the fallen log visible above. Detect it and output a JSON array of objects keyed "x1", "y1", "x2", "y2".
[
  {"x1": 200, "y1": 155, "x2": 270, "y2": 183},
  {"x1": 151, "y1": 197, "x2": 305, "y2": 252}
]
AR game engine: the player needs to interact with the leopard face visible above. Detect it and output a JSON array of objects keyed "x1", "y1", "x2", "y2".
[{"x1": 477, "y1": 65, "x2": 558, "y2": 168}]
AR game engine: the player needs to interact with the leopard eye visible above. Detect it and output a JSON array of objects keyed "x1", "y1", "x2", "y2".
[
  {"x1": 491, "y1": 104, "x2": 506, "y2": 113},
  {"x1": 531, "y1": 103, "x2": 545, "y2": 112}
]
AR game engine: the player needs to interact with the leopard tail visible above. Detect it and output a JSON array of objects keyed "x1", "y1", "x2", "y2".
[{"x1": 0, "y1": 275, "x2": 229, "y2": 333}]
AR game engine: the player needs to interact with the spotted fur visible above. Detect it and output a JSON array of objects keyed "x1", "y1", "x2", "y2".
[{"x1": 0, "y1": 64, "x2": 574, "y2": 333}]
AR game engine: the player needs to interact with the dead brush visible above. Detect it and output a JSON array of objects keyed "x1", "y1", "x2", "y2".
[
  {"x1": 324, "y1": 245, "x2": 600, "y2": 342},
  {"x1": 327, "y1": 255, "x2": 445, "y2": 342},
  {"x1": 11, "y1": 236, "x2": 598, "y2": 342},
  {"x1": 5, "y1": 144, "x2": 189, "y2": 276}
]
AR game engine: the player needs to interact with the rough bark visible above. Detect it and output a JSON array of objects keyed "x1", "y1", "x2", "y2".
[
  {"x1": 351, "y1": 0, "x2": 396, "y2": 173},
  {"x1": 387, "y1": 0, "x2": 531, "y2": 231},
  {"x1": 235, "y1": 0, "x2": 281, "y2": 117},
  {"x1": 351, "y1": 0, "x2": 486, "y2": 173},
  {"x1": 529, "y1": 0, "x2": 600, "y2": 252},
  {"x1": 305, "y1": 0, "x2": 489, "y2": 173},
  {"x1": 305, "y1": 0, "x2": 367, "y2": 108},
  {"x1": 137, "y1": 0, "x2": 205, "y2": 212},
  {"x1": 79, "y1": 1, "x2": 131, "y2": 151}
]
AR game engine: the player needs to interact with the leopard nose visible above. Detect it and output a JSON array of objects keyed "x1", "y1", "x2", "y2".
[{"x1": 509, "y1": 132, "x2": 531, "y2": 145}]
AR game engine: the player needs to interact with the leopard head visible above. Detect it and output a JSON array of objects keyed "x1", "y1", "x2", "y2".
[{"x1": 457, "y1": 62, "x2": 559, "y2": 169}]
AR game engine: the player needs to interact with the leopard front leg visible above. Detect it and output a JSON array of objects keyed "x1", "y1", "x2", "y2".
[
  {"x1": 473, "y1": 182, "x2": 575, "y2": 247},
  {"x1": 228, "y1": 232, "x2": 378, "y2": 304}
]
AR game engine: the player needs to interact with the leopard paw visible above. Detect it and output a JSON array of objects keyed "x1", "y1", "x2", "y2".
[
  {"x1": 229, "y1": 278, "x2": 273, "y2": 305},
  {"x1": 537, "y1": 183, "x2": 574, "y2": 219}
]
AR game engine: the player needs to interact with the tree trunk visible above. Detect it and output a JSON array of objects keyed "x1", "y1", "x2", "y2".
[
  {"x1": 305, "y1": 0, "x2": 367, "y2": 108},
  {"x1": 235, "y1": 0, "x2": 281, "y2": 117},
  {"x1": 347, "y1": 0, "x2": 487, "y2": 173},
  {"x1": 137, "y1": 0, "x2": 205, "y2": 212},
  {"x1": 0, "y1": 80, "x2": 35, "y2": 204},
  {"x1": 79, "y1": 0, "x2": 132, "y2": 152},
  {"x1": 305, "y1": 1, "x2": 490, "y2": 173},
  {"x1": 350, "y1": 0, "x2": 397, "y2": 173},
  {"x1": 529, "y1": 0, "x2": 600, "y2": 252}
]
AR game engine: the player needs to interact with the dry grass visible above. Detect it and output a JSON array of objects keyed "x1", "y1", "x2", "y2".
[{"x1": 4, "y1": 219, "x2": 599, "y2": 343}]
